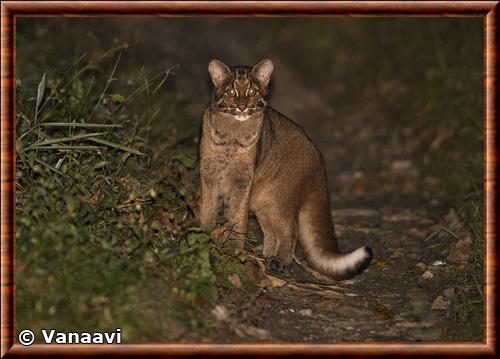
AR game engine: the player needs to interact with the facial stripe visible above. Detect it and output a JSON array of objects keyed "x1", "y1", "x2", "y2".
[{"x1": 211, "y1": 65, "x2": 269, "y2": 117}]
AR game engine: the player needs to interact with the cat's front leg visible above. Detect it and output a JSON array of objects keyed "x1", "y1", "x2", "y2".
[
  {"x1": 198, "y1": 175, "x2": 220, "y2": 232},
  {"x1": 225, "y1": 177, "x2": 253, "y2": 247}
]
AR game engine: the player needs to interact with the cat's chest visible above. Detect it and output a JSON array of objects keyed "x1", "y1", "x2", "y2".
[
  {"x1": 201, "y1": 110, "x2": 263, "y2": 183},
  {"x1": 203, "y1": 143, "x2": 256, "y2": 175},
  {"x1": 201, "y1": 137, "x2": 258, "y2": 190},
  {"x1": 204, "y1": 110, "x2": 263, "y2": 146}
]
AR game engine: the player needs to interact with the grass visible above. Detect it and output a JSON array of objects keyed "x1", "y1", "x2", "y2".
[{"x1": 15, "y1": 46, "x2": 251, "y2": 342}]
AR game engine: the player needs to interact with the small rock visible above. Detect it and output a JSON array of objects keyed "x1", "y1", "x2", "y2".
[
  {"x1": 211, "y1": 305, "x2": 229, "y2": 321},
  {"x1": 422, "y1": 270, "x2": 434, "y2": 279},
  {"x1": 431, "y1": 260, "x2": 446, "y2": 266},
  {"x1": 443, "y1": 287, "x2": 457, "y2": 300},
  {"x1": 228, "y1": 273, "x2": 242, "y2": 288},
  {"x1": 447, "y1": 236, "x2": 473, "y2": 264},
  {"x1": 415, "y1": 262, "x2": 427, "y2": 270},
  {"x1": 431, "y1": 295, "x2": 450, "y2": 311},
  {"x1": 391, "y1": 160, "x2": 412, "y2": 171},
  {"x1": 234, "y1": 324, "x2": 271, "y2": 340},
  {"x1": 299, "y1": 308, "x2": 313, "y2": 317}
]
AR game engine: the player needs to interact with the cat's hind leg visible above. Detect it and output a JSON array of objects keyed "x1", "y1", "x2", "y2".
[{"x1": 255, "y1": 206, "x2": 297, "y2": 274}]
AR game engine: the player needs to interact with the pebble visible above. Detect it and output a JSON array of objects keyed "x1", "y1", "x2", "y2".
[
  {"x1": 228, "y1": 273, "x2": 242, "y2": 288},
  {"x1": 415, "y1": 262, "x2": 427, "y2": 270},
  {"x1": 431, "y1": 295, "x2": 450, "y2": 311},
  {"x1": 391, "y1": 160, "x2": 412, "y2": 171},
  {"x1": 299, "y1": 308, "x2": 313, "y2": 317},
  {"x1": 431, "y1": 260, "x2": 446, "y2": 266},
  {"x1": 422, "y1": 270, "x2": 434, "y2": 279},
  {"x1": 211, "y1": 305, "x2": 229, "y2": 321},
  {"x1": 235, "y1": 324, "x2": 271, "y2": 340}
]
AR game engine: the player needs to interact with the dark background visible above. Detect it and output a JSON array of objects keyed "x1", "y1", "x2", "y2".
[{"x1": 17, "y1": 17, "x2": 483, "y2": 200}]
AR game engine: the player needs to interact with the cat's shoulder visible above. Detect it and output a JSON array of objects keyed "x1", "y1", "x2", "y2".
[{"x1": 265, "y1": 106, "x2": 307, "y2": 134}]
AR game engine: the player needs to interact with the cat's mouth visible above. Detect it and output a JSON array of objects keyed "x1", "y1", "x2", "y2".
[
  {"x1": 228, "y1": 108, "x2": 257, "y2": 116},
  {"x1": 229, "y1": 108, "x2": 255, "y2": 122}
]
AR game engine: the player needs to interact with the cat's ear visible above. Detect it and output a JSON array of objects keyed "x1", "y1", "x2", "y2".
[
  {"x1": 252, "y1": 59, "x2": 274, "y2": 88},
  {"x1": 208, "y1": 59, "x2": 231, "y2": 88}
]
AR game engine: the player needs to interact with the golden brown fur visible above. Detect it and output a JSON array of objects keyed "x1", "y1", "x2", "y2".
[{"x1": 198, "y1": 59, "x2": 372, "y2": 279}]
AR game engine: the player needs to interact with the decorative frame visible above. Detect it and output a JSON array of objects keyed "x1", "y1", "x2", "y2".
[{"x1": 1, "y1": 1, "x2": 497, "y2": 357}]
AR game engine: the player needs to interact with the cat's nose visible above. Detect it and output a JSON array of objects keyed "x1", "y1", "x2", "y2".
[{"x1": 237, "y1": 103, "x2": 246, "y2": 111}]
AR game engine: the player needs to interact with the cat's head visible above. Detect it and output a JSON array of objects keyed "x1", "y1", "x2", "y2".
[{"x1": 208, "y1": 59, "x2": 273, "y2": 121}]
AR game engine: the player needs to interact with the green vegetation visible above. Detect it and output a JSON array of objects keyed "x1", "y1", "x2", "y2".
[{"x1": 15, "y1": 46, "x2": 250, "y2": 341}]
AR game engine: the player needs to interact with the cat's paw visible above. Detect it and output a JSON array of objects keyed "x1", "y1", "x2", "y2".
[{"x1": 265, "y1": 256, "x2": 292, "y2": 275}]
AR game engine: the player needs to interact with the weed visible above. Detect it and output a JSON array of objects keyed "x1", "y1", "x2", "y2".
[{"x1": 16, "y1": 46, "x2": 249, "y2": 341}]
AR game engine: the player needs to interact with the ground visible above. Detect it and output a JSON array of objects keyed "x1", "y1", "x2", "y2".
[
  {"x1": 15, "y1": 18, "x2": 484, "y2": 343},
  {"x1": 212, "y1": 197, "x2": 473, "y2": 342}
]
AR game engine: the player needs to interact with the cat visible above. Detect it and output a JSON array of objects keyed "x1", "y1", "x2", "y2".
[{"x1": 198, "y1": 59, "x2": 373, "y2": 280}]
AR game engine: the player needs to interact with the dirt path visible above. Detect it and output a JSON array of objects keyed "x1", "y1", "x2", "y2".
[
  {"x1": 212, "y1": 200, "x2": 468, "y2": 342},
  {"x1": 159, "y1": 21, "x2": 477, "y2": 342},
  {"x1": 184, "y1": 30, "x2": 476, "y2": 342}
]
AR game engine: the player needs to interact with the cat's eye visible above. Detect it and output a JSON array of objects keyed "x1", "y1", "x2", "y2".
[
  {"x1": 226, "y1": 89, "x2": 236, "y2": 97},
  {"x1": 248, "y1": 88, "x2": 256, "y2": 96}
]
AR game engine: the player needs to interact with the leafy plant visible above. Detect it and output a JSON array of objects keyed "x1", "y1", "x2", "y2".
[{"x1": 16, "y1": 46, "x2": 250, "y2": 341}]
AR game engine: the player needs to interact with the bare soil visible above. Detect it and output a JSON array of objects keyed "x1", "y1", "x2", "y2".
[{"x1": 150, "y1": 18, "x2": 483, "y2": 342}]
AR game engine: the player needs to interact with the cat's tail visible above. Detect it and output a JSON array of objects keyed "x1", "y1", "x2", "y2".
[{"x1": 298, "y1": 177, "x2": 373, "y2": 280}]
